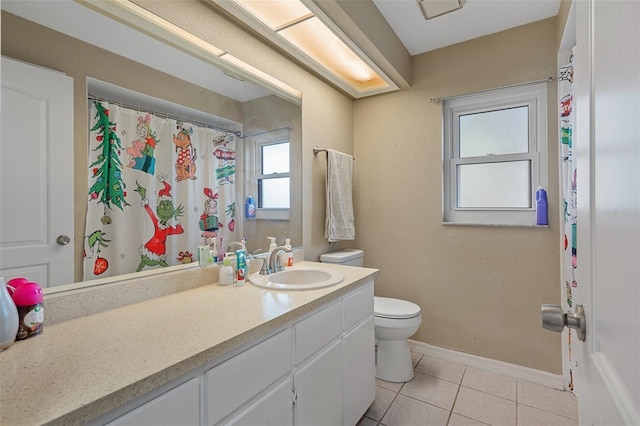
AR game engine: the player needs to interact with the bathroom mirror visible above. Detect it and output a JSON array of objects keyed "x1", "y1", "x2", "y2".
[{"x1": 0, "y1": 0, "x2": 302, "y2": 291}]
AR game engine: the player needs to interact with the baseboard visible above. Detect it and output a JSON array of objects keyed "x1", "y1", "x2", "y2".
[{"x1": 408, "y1": 340, "x2": 565, "y2": 391}]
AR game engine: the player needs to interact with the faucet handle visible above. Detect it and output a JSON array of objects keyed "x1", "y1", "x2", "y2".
[{"x1": 259, "y1": 258, "x2": 271, "y2": 275}]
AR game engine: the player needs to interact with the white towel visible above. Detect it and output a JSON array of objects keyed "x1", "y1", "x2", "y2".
[{"x1": 325, "y1": 149, "x2": 355, "y2": 242}]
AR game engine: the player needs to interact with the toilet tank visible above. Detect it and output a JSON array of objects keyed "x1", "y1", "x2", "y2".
[{"x1": 320, "y1": 249, "x2": 364, "y2": 267}]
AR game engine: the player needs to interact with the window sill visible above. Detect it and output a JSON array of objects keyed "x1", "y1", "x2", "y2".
[
  {"x1": 254, "y1": 208, "x2": 290, "y2": 221},
  {"x1": 442, "y1": 222, "x2": 550, "y2": 228}
]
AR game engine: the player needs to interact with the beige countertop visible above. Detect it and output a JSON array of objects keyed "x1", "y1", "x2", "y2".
[{"x1": 0, "y1": 262, "x2": 378, "y2": 426}]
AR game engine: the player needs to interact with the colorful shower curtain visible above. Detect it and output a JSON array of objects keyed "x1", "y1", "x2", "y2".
[
  {"x1": 83, "y1": 101, "x2": 238, "y2": 280},
  {"x1": 559, "y1": 50, "x2": 577, "y2": 391}
]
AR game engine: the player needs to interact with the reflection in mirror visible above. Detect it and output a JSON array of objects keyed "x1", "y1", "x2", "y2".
[{"x1": 0, "y1": 0, "x2": 302, "y2": 291}]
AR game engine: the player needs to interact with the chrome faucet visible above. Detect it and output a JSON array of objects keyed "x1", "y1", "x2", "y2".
[
  {"x1": 226, "y1": 241, "x2": 245, "y2": 253},
  {"x1": 269, "y1": 246, "x2": 292, "y2": 273}
]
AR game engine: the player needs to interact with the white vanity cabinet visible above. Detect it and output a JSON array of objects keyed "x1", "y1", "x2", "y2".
[{"x1": 99, "y1": 279, "x2": 375, "y2": 426}]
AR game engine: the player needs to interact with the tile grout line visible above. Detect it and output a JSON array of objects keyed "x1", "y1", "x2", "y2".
[{"x1": 446, "y1": 366, "x2": 466, "y2": 426}]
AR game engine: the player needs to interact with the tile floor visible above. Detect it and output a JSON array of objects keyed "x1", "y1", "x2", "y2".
[{"x1": 359, "y1": 352, "x2": 578, "y2": 426}]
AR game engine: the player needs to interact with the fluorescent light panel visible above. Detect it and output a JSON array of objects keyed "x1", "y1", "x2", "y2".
[
  {"x1": 76, "y1": 0, "x2": 302, "y2": 103},
  {"x1": 226, "y1": 0, "x2": 393, "y2": 96}
]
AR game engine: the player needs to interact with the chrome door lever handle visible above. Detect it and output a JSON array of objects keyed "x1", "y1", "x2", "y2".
[{"x1": 541, "y1": 304, "x2": 586, "y2": 342}]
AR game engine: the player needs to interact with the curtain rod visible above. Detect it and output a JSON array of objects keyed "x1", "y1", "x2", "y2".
[
  {"x1": 240, "y1": 125, "x2": 292, "y2": 139},
  {"x1": 428, "y1": 76, "x2": 559, "y2": 104},
  {"x1": 88, "y1": 94, "x2": 242, "y2": 137}
]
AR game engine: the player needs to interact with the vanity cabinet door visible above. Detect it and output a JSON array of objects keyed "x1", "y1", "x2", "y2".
[
  {"x1": 293, "y1": 340, "x2": 343, "y2": 426},
  {"x1": 343, "y1": 316, "x2": 375, "y2": 426},
  {"x1": 106, "y1": 377, "x2": 200, "y2": 426}
]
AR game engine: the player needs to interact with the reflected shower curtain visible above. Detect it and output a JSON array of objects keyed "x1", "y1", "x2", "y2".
[
  {"x1": 560, "y1": 50, "x2": 577, "y2": 391},
  {"x1": 83, "y1": 101, "x2": 238, "y2": 280}
]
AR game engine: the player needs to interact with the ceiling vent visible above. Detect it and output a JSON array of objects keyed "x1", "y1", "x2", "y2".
[{"x1": 417, "y1": 0, "x2": 464, "y2": 20}]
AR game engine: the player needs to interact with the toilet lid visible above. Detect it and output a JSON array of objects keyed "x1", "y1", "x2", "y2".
[{"x1": 374, "y1": 296, "x2": 421, "y2": 319}]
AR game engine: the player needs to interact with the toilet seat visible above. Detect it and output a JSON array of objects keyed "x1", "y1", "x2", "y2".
[{"x1": 374, "y1": 296, "x2": 421, "y2": 319}]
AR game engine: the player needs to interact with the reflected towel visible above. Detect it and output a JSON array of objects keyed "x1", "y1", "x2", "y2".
[{"x1": 325, "y1": 149, "x2": 355, "y2": 242}]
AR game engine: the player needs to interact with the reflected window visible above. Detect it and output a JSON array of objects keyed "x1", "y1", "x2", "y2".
[{"x1": 258, "y1": 141, "x2": 290, "y2": 208}]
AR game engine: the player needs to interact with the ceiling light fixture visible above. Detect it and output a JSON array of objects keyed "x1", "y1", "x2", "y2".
[
  {"x1": 76, "y1": 0, "x2": 302, "y2": 103},
  {"x1": 213, "y1": 0, "x2": 398, "y2": 98},
  {"x1": 417, "y1": 0, "x2": 464, "y2": 20}
]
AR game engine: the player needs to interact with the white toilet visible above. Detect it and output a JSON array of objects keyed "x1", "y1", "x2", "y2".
[{"x1": 320, "y1": 249, "x2": 422, "y2": 383}]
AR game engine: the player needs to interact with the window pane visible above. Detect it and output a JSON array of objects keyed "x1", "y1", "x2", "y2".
[
  {"x1": 457, "y1": 161, "x2": 531, "y2": 208},
  {"x1": 459, "y1": 106, "x2": 528, "y2": 157},
  {"x1": 259, "y1": 177, "x2": 290, "y2": 208},
  {"x1": 262, "y1": 142, "x2": 289, "y2": 174}
]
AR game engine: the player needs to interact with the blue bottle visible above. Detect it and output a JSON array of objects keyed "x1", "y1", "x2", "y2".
[
  {"x1": 245, "y1": 196, "x2": 256, "y2": 218},
  {"x1": 536, "y1": 187, "x2": 548, "y2": 225}
]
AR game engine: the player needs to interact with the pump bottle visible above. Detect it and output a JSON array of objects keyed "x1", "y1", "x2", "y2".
[
  {"x1": 267, "y1": 237, "x2": 277, "y2": 254},
  {"x1": 284, "y1": 238, "x2": 293, "y2": 267}
]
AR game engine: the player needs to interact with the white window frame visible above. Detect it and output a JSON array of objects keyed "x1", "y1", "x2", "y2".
[
  {"x1": 248, "y1": 136, "x2": 290, "y2": 221},
  {"x1": 442, "y1": 83, "x2": 548, "y2": 226}
]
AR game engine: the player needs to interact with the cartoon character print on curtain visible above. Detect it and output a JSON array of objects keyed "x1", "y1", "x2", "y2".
[
  {"x1": 560, "y1": 50, "x2": 577, "y2": 392},
  {"x1": 84, "y1": 101, "x2": 238, "y2": 280}
]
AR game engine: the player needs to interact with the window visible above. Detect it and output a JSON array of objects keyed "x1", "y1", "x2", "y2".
[
  {"x1": 442, "y1": 83, "x2": 547, "y2": 225},
  {"x1": 249, "y1": 136, "x2": 290, "y2": 220}
]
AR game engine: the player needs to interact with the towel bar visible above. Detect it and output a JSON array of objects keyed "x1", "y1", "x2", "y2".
[{"x1": 313, "y1": 146, "x2": 355, "y2": 159}]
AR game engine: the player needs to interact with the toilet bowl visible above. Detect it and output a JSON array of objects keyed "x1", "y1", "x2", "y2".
[
  {"x1": 320, "y1": 250, "x2": 423, "y2": 383},
  {"x1": 374, "y1": 296, "x2": 422, "y2": 382}
]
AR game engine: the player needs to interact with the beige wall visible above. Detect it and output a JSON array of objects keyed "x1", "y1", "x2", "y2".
[{"x1": 353, "y1": 17, "x2": 563, "y2": 373}]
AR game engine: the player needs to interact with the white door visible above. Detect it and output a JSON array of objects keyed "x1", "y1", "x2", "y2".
[
  {"x1": 0, "y1": 57, "x2": 74, "y2": 288},
  {"x1": 573, "y1": 0, "x2": 640, "y2": 424}
]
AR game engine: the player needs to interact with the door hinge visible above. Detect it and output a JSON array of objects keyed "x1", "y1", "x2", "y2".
[{"x1": 292, "y1": 389, "x2": 298, "y2": 405}]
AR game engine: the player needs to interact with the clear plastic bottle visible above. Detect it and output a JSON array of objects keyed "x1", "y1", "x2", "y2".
[
  {"x1": 284, "y1": 238, "x2": 293, "y2": 267},
  {"x1": 219, "y1": 258, "x2": 234, "y2": 286}
]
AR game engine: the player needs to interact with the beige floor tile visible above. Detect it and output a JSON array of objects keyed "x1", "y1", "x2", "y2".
[
  {"x1": 517, "y1": 404, "x2": 578, "y2": 426},
  {"x1": 415, "y1": 356, "x2": 466, "y2": 384},
  {"x1": 453, "y1": 386, "x2": 516, "y2": 426},
  {"x1": 461, "y1": 367, "x2": 517, "y2": 401},
  {"x1": 411, "y1": 351, "x2": 423, "y2": 368},
  {"x1": 381, "y1": 394, "x2": 450, "y2": 426},
  {"x1": 401, "y1": 372, "x2": 460, "y2": 411},
  {"x1": 376, "y1": 378, "x2": 403, "y2": 393},
  {"x1": 365, "y1": 386, "x2": 397, "y2": 421},
  {"x1": 447, "y1": 413, "x2": 490, "y2": 426},
  {"x1": 357, "y1": 415, "x2": 380, "y2": 426},
  {"x1": 517, "y1": 381, "x2": 578, "y2": 420}
]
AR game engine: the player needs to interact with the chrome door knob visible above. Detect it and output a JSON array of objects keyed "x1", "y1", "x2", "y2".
[
  {"x1": 56, "y1": 235, "x2": 71, "y2": 246},
  {"x1": 541, "y1": 304, "x2": 586, "y2": 341}
]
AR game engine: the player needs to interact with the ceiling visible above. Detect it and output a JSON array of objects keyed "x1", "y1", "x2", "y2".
[{"x1": 371, "y1": 0, "x2": 561, "y2": 56}]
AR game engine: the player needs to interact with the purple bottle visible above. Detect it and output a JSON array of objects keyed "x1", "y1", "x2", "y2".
[{"x1": 536, "y1": 187, "x2": 548, "y2": 225}]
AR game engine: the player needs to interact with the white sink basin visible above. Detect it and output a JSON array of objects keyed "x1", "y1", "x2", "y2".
[{"x1": 249, "y1": 266, "x2": 344, "y2": 291}]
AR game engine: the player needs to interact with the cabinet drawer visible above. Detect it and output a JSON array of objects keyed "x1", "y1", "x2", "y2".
[
  {"x1": 206, "y1": 329, "x2": 292, "y2": 425},
  {"x1": 294, "y1": 302, "x2": 341, "y2": 365},
  {"x1": 227, "y1": 378, "x2": 293, "y2": 426},
  {"x1": 107, "y1": 377, "x2": 200, "y2": 426},
  {"x1": 342, "y1": 280, "x2": 374, "y2": 331}
]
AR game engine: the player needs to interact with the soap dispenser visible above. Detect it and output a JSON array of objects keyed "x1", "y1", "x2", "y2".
[{"x1": 284, "y1": 238, "x2": 293, "y2": 267}]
